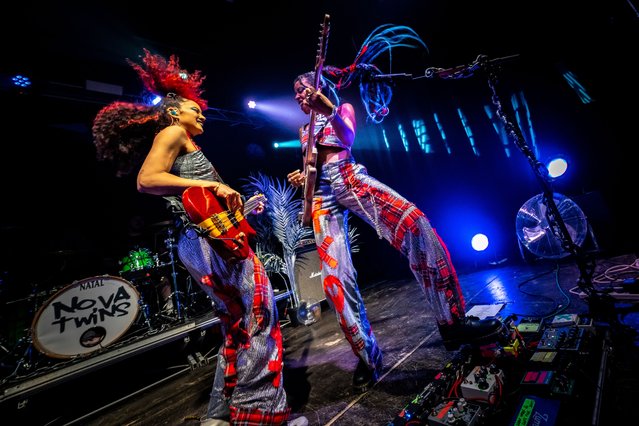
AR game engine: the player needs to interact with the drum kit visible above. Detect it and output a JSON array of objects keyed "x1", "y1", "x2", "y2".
[{"x1": 0, "y1": 222, "x2": 212, "y2": 379}]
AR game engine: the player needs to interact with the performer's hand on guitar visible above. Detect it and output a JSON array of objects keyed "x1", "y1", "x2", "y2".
[
  {"x1": 250, "y1": 198, "x2": 266, "y2": 215},
  {"x1": 287, "y1": 169, "x2": 306, "y2": 188},
  {"x1": 302, "y1": 87, "x2": 334, "y2": 117},
  {"x1": 212, "y1": 182, "x2": 243, "y2": 212},
  {"x1": 252, "y1": 202, "x2": 265, "y2": 215}
]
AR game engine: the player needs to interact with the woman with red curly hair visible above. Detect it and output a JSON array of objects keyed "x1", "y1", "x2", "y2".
[{"x1": 92, "y1": 50, "x2": 293, "y2": 426}]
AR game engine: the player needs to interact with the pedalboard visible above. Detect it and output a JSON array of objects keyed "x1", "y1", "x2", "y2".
[{"x1": 388, "y1": 346, "x2": 474, "y2": 425}]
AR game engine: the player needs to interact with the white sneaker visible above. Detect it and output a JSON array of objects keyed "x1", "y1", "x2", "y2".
[{"x1": 287, "y1": 415, "x2": 309, "y2": 426}]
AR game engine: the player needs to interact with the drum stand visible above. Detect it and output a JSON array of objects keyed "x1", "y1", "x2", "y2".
[
  {"x1": 165, "y1": 228, "x2": 184, "y2": 321},
  {"x1": 138, "y1": 298, "x2": 154, "y2": 331},
  {"x1": 4, "y1": 335, "x2": 35, "y2": 381},
  {"x1": 2, "y1": 286, "x2": 44, "y2": 382}
]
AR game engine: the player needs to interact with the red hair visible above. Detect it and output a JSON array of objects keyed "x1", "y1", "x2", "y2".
[{"x1": 127, "y1": 48, "x2": 208, "y2": 109}]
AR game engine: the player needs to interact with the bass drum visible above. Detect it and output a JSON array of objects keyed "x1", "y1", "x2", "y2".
[{"x1": 30, "y1": 275, "x2": 140, "y2": 359}]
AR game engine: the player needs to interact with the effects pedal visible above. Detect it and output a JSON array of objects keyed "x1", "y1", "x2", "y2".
[
  {"x1": 427, "y1": 399, "x2": 482, "y2": 426},
  {"x1": 460, "y1": 364, "x2": 504, "y2": 400},
  {"x1": 537, "y1": 326, "x2": 584, "y2": 351},
  {"x1": 528, "y1": 350, "x2": 558, "y2": 368},
  {"x1": 576, "y1": 314, "x2": 594, "y2": 331},
  {"x1": 508, "y1": 395, "x2": 560, "y2": 426},
  {"x1": 520, "y1": 370, "x2": 554, "y2": 394},
  {"x1": 516, "y1": 317, "x2": 543, "y2": 334}
]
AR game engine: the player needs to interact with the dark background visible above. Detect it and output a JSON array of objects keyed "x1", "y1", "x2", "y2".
[{"x1": 1, "y1": 1, "x2": 637, "y2": 295}]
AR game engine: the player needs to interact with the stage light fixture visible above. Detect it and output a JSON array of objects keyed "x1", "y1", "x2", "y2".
[
  {"x1": 546, "y1": 157, "x2": 568, "y2": 179},
  {"x1": 247, "y1": 100, "x2": 256, "y2": 109},
  {"x1": 272, "y1": 140, "x2": 299, "y2": 149},
  {"x1": 457, "y1": 107, "x2": 479, "y2": 156},
  {"x1": 382, "y1": 128, "x2": 390, "y2": 149},
  {"x1": 433, "y1": 112, "x2": 451, "y2": 154},
  {"x1": 398, "y1": 123, "x2": 409, "y2": 151},
  {"x1": 11, "y1": 74, "x2": 31, "y2": 88},
  {"x1": 562, "y1": 71, "x2": 593, "y2": 104},
  {"x1": 412, "y1": 119, "x2": 432, "y2": 154},
  {"x1": 471, "y1": 233, "x2": 489, "y2": 252}
]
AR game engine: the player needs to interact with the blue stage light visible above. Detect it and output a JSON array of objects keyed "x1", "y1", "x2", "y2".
[{"x1": 12, "y1": 75, "x2": 31, "y2": 88}]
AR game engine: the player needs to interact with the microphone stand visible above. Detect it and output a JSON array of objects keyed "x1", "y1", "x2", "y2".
[{"x1": 424, "y1": 54, "x2": 614, "y2": 318}]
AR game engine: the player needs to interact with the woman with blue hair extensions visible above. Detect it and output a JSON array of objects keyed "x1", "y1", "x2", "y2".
[{"x1": 287, "y1": 25, "x2": 505, "y2": 393}]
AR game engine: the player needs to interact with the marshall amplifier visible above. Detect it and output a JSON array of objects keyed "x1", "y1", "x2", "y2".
[{"x1": 293, "y1": 239, "x2": 325, "y2": 305}]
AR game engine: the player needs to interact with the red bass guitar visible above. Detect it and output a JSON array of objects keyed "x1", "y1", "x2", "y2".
[{"x1": 182, "y1": 187, "x2": 266, "y2": 262}]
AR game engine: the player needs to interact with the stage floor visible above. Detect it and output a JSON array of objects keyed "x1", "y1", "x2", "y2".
[{"x1": 2, "y1": 252, "x2": 638, "y2": 425}]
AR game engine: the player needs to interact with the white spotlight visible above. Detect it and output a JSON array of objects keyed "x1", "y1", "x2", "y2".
[
  {"x1": 547, "y1": 157, "x2": 568, "y2": 178},
  {"x1": 471, "y1": 233, "x2": 489, "y2": 252}
]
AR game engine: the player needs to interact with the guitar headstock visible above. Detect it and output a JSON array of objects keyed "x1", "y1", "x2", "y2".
[{"x1": 313, "y1": 14, "x2": 331, "y2": 89}]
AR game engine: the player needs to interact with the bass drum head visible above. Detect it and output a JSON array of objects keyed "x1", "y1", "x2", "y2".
[{"x1": 31, "y1": 275, "x2": 140, "y2": 359}]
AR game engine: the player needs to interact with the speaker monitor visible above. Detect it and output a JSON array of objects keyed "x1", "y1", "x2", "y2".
[{"x1": 293, "y1": 241, "x2": 325, "y2": 305}]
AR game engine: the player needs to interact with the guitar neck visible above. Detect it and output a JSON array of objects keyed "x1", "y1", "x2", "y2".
[
  {"x1": 305, "y1": 112, "x2": 318, "y2": 162},
  {"x1": 304, "y1": 14, "x2": 330, "y2": 164},
  {"x1": 300, "y1": 14, "x2": 330, "y2": 227},
  {"x1": 243, "y1": 195, "x2": 262, "y2": 215}
]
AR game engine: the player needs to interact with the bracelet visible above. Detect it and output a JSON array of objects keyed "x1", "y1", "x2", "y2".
[{"x1": 326, "y1": 105, "x2": 338, "y2": 122}]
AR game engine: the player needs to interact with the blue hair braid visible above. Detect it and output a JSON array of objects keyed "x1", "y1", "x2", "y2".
[{"x1": 324, "y1": 24, "x2": 428, "y2": 123}]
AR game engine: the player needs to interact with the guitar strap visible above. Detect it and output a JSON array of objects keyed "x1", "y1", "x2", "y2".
[{"x1": 161, "y1": 198, "x2": 201, "y2": 239}]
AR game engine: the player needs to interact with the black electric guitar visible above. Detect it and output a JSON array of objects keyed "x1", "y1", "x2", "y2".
[{"x1": 300, "y1": 13, "x2": 331, "y2": 227}]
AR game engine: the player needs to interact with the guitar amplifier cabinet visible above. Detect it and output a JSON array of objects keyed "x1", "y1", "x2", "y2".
[{"x1": 293, "y1": 239, "x2": 325, "y2": 306}]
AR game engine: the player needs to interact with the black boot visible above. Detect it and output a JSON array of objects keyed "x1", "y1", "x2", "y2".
[
  {"x1": 352, "y1": 356, "x2": 382, "y2": 393},
  {"x1": 438, "y1": 316, "x2": 506, "y2": 351}
]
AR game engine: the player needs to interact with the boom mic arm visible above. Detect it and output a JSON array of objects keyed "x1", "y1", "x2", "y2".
[{"x1": 423, "y1": 54, "x2": 520, "y2": 80}]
